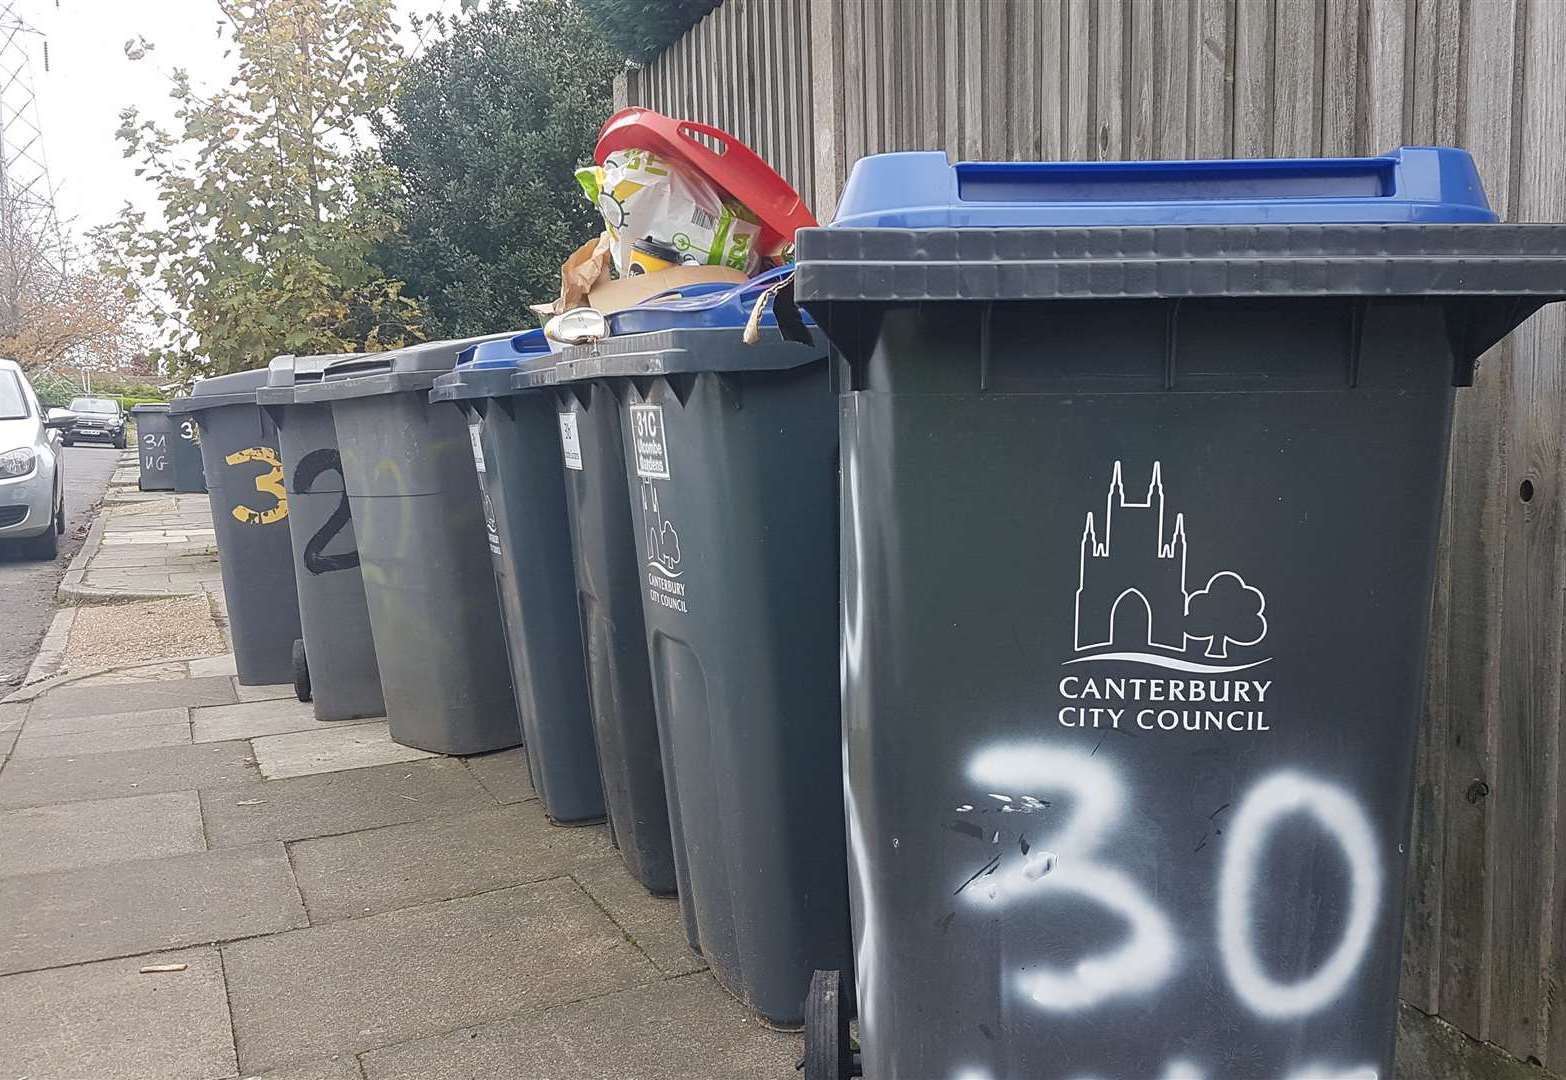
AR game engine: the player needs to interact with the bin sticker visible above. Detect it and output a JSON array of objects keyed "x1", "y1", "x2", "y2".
[
  {"x1": 225, "y1": 446, "x2": 288, "y2": 525},
  {"x1": 468, "y1": 422, "x2": 486, "y2": 474},
  {"x1": 558, "y1": 411, "x2": 583, "y2": 471},
  {"x1": 640, "y1": 479, "x2": 687, "y2": 614},
  {"x1": 629, "y1": 404, "x2": 670, "y2": 479}
]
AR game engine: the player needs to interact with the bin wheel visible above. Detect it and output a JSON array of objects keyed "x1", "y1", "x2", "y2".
[
  {"x1": 803, "y1": 969, "x2": 859, "y2": 1079},
  {"x1": 292, "y1": 640, "x2": 311, "y2": 702}
]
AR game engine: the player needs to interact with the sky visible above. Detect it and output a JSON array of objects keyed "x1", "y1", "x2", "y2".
[{"x1": 13, "y1": 0, "x2": 461, "y2": 247}]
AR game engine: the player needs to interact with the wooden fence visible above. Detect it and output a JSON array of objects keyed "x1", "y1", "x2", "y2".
[{"x1": 617, "y1": 0, "x2": 1566, "y2": 1067}]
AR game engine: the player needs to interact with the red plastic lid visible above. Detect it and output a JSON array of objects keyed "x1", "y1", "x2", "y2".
[{"x1": 595, "y1": 107, "x2": 817, "y2": 255}]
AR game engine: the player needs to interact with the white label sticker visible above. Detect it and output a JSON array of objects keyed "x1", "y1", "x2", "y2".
[
  {"x1": 468, "y1": 422, "x2": 486, "y2": 473},
  {"x1": 559, "y1": 411, "x2": 583, "y2": 471},
  {"x1": 629, "y1": 404, "x2": 671, "y2": 479}
]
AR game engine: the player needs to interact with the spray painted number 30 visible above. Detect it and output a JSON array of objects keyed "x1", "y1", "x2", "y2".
[
  {"x1": 225, "y1": 446, "x2": 288, "y2": 525},
  {"x1": 964, "y1": 747, "x2": 1379, "y2": 1019}
]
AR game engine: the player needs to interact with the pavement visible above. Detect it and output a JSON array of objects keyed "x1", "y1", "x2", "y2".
[
  {"x1": 0, "y1": 445, "x2": 120, "y2": 691},
  {"x1": 0, "y1": 473, "x2": 801, "y2": 1080}
]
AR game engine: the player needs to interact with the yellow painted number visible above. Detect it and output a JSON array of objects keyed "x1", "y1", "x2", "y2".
[{"x1": 225, "y1": 446, "x2": 288, "y2": 525}]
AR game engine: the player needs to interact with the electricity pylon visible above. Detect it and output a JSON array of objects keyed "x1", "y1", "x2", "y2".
[{"x1": 0, "y1": 0, "x2": 64, "y2": 340}]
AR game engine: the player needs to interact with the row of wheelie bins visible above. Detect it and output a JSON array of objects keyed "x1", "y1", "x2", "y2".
[{"x1": 169, "y1": 147, "x2": 1566, "y2": 1078}]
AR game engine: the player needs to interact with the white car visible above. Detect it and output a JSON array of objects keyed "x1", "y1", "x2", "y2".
[{"x1": 0, "y1": 358, "x2": 72, "y2": 560}]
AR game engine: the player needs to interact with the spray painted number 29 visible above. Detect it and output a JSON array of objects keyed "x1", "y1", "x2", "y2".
[
  {"x1": 225, "y1": 446, "x2": 288, "y2": 525},
  {"x1": 963, "y1": 747, "x2": 1380, "y2": 1019}
]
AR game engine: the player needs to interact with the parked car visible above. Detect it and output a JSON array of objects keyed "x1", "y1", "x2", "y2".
[
  {"x1": 62, "y1": 395, "x2": 128, "y2": 448},
  {"x1": 0, "y1": 358, "x2": 71, "y2": 560}
]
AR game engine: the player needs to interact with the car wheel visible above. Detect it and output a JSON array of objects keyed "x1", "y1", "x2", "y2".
[
  {"x1": 60, "y1": 437, "x2": 72, "y2": 447},
  {"x1": 114, "y1": 432, "x2": 127, "y2": 449},
  {"x1": 55, "y1": 494, "x2": 66, "y2": 534}
]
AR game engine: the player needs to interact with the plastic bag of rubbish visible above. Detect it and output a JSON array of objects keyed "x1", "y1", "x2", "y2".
[{"x1": 576, "y1": 149, "x2": 764, "y2": 277}]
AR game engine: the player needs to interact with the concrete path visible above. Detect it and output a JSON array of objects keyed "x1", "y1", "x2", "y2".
[{"x1": 0, "y1": 658, "x2": 800, "y2": 1079}]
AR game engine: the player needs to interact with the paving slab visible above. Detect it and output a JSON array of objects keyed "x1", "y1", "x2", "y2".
[
  {"x1": 289, "y1": 806, "x2": 618, "y2": 922},
  {"x1": 0, "y1": 740, "x2": 260, "y2": 809},
  {"x1": 27, "y1": 675, "x2": 236, "y2": 719},
  {"x1": 0, "y1": 790, "x2": 206, "y2": 877},
  {"x1": 0, "y1": 701, "x2": 25, "y2": 732},
  {"x1": 572, "y1": 852, "x2": 707, "y2": 978},
  {"x1": 462, "y1": 747, "x2": 536, "y2": 805},
  {"x1": 0, "y1": 946, "x2": 237, "y2": 1080},
  {"x1": 243, "y1": 1056, "x2": 366, "y2": 1080},
  {"x1": 0, "y1": 842, "x2": 306, "y2": 974},
  {"x1": 73, "y1": 661, "x2": 193, "y2": 685},
  {"x1": 234, "y1": 679, "x2": 301, "y2": 702},
  {"x1": 223, "y1": 878, "x2": 657, "y2": 1074},
  {"x1": 194, "y1": 697, "x2": 330, "y2": 742},
  {"x1": 20, "y1": 704, "x2": 188, "y2": 738},
  {"x1": 359, "y1": 973, "x2": 798, "y2": 1080},
  {"x1": 0, "y1": 728, "x2": 14, "y2": 762},
  {"x1": 201, "y1": 758, "x2": 496, "y2": 848},
  {"x1": 12, "y1": 721, "x2": 192, "y2": 759},
  {"x1": 252, "y1": 721, "x2": 437, "y2": 780},
  {"x1": 189, "y1": 653, "x2": 239, "y2": 677}
]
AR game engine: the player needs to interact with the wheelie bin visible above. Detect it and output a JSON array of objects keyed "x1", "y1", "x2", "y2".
[
  {"x1": 169, "y1": 371, "x2": 301, "y2": 686},
  {"x1": 257, "y1": 354, "x2": 385, "y2": 721},
  {"x1": 427, "y1": 331, "x2": 606, "y2": 825},
  {"x1": 130, "y1": 403, "x2": 175, "y2": 491},
  {"x1": 554, "y1": 268, "x2": 851, "y2": 1025},
  {"x1": 525, "y1": 345, "x2": 679, "y2": 896},
  {"x1": 170, "y1": 409, "x2": 207, "y2": 493},
  {"x1": 294, "y1": 339, "x2": 520, "y2": 756},
  {"x1": 793, "y1": 147, "x2": 1566, "y2": 1078}
]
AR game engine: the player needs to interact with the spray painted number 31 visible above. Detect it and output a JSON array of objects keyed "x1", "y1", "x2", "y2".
[
  {"x1": 225, "y1": 446, "x2": 288, "y2": 526},
  {"x1": 963, "y1": 746, "x2": 1381, "y2": 1019}
]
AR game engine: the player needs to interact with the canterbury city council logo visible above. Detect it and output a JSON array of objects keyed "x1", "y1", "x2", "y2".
[{"x1": 1069, "y1": 461, "x2": 1270, "y2": 674}]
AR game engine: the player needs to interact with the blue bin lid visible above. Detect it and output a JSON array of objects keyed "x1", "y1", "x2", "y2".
[
  {"x1": 455, "y1": 328, "x2": 552, "y2": 370},
  {"x1": 828, "y1": 146, "x2": 1497, "y2": 228},
  {"x1": 608, "y1": 265, "x2": 815, "y2": 335}
]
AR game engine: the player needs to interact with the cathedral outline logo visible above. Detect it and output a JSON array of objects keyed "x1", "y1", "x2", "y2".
[{"x1": 1070, "y1": 461, "x2": 1270, "y2": 673}]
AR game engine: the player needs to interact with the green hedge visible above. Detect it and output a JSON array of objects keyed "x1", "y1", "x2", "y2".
[{"x1": 579, "y1": 0, "x2": 720, "y2": 62}]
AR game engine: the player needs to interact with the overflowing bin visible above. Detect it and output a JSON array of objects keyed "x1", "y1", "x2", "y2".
[
  {"x1": 294, "y1": 339, "x2": 519, "y2": 756},
  {"x1": 555, "y1": 269, "x2": 852, "y2": 1024},
  {"x1": 257, "y1": 354, "x2": 385, "y2": 721},
  {"x1": 169, "y1": 371, "x2": 301, "y2": 686},
  {"x1": 534, "y1": 347, "x2": 679, "y2": 896},
  {"x1": 794, "y1": 147, "x2": 1566, "y2": 1077},
  {"x1": 130, "y1": 403, "x2": 175, "y2": 491},
  {"x1": 427, "y1": 332, "x2": 606, "y2": 825},
  {"x1": 170, "y1": 410, "x2": 207, "y2": 494}
]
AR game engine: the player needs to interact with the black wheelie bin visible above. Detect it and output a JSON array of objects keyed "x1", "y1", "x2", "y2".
[
  {"x1": 169, "y1": 371, "x2": 302, "y2": 686},
  {"x1": 257, "y1": 353, "x2": 385, "y2": 721},
  {"x1": 428, "y1": 331, "x2": 606, "y2": 824},
  {"x1": 295, "y1": 339, "x2": 519, "y2": 755},
  {"x1": 555, "y1": 267, "x2": 852, "y2": 1026},
  {"x1": 793, "y1": 147, "x2": 1566, "y2": 1079}
]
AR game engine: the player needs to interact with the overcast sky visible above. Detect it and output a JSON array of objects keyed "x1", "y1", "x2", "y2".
[{"x1": 16, "y1": 0, "x2": 461, "y2": 246}]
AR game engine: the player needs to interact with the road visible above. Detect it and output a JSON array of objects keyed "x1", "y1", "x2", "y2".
[{"x1": 0, "y1": 445, "x2": 120, "y2": 690}]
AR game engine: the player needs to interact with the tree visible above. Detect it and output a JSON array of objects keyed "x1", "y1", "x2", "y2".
[
  {"x1": 96, "y1": 0, "x2": 423, "y2": 377},
  {"x1": 1184, "y1": 572, "x2": 1267, "y2": 659},
  {"x1": 578, "y1": 0, "x2": 719, "y2": 63},
  {"x1": 372, "y1": 0, "x2": 623, "y2": 338},
  {"x1": 0, "y1": 183, "x2": 147, "y2": 373}
]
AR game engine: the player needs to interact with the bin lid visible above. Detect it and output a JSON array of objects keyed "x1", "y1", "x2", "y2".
[
  {"x1": 295, "y1": 335, "x2": 512, "y2": 403},
  {"x1": 796, "y1": 148, "x2": 1566, "y2": 363},
  {"x1": 606, "y1": 265, "x2": 815, "y2": 336},
  {"x1": 430, "y1": 330, "x2": 553, "y2": 403},
  {"x1": 559, "y1": 326, "x2": 823, "y2": 383},
  {"x1": 255, "y1": 352, "x2": 354, "y2": 407},
  {"x1": 167, "y1": 367, "x2": 271, "y2": 414},
  {"x1": 129, "y1": 403, "x2": 169, "y2": 415},
  {"x1": 825, "y1": 146, "x2": 1498, "y2": 230}
]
